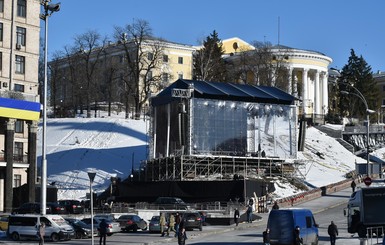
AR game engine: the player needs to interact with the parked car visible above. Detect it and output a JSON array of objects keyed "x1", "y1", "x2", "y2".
[
  {"x1": 153, "y1": 197, "x2": 189, "y2": 210},
  {"x1": 47, "y1": 202, "x2": 66, "y2": 215},
  {"x1": 94, "y1": 214, "x2": 116, "y2": 221},
  {"x1": 149, "y1": 215, "x2": 168, "y2": 233},
  {"x1": 182, "y1": 211, "x2": 202, "y2": 231},
  {"x1": 12, "y1": 202, "x2": 50, "y2": 214},
  {"x1": 81, "y1": 217, "x2": 121, "y2": 236},
  {"x1": 58, "y1": 200, "x2": 84, "y2": 214},
  {"x1": 0, "y1": 215, "x2": 8, "y2": 231},
  {"x1": 116, "y1": 214, "x2": 147, "y2": 232},
  {"x1": 65, "y1": 218, "x2": 98, "y2": 239}
]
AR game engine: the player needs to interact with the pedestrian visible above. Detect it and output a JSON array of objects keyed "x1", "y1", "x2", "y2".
[
  {"x1": 293, "y1": 226, "x2": 303, "y2": 245},
  {"x1": 175, "y1": 212, "x2": 181, "y2": 238},
  {"x1": 38, "y1": 222, "x2": 45, "y2": 245},
  {"x1": 99, "y1": 218, "x2": 108, "y2": 245},
  {"x1": 160, "y1": 212, "x2": 167, "y2": 237},
  {"x1": 351, "y1": 179, "x2": 356, "y2": 192},
  {"x1": 272, "y1": 201, "x2": 279, "y2": 210},
  {"x1": 246, "y1": 204, "x2": 253, "y2": 223},
  {"x1": 263, "y1": 228, "x2": 270, "y2": 245},
  {"x1": 167, "y1": 213, "x2": 176, "y2": 236},
  {"x1": 234, "y1": 208, "x2": 240, "y2": 226},
  {"x1": 178, "y1": 218, "x2": 187, "y2": 245},
  {"x1": 328, "y1": 221, "x2": 338, "y2": 245}
]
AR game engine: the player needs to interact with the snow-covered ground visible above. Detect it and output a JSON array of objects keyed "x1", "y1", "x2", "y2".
[{"x1": 37, "y1": 112, "x2": 371, "y2": 202}]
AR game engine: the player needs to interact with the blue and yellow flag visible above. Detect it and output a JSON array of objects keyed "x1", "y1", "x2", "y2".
[{"x1": 0, "y1": 97, "x2": 41, "y2": 121}]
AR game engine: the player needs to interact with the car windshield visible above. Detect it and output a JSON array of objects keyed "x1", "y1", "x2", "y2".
[{"x1": 74, "y1": 220, "x2": 88, "y2": 227}]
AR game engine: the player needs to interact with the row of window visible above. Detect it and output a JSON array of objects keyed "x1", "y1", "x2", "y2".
[{"x1": 147, "y1": 53, "x2": 184, "y2": 64}]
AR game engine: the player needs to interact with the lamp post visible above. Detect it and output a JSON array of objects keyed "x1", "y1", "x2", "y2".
[
  {"x1": 340, "y1": 89, "x2": 375, "y2": 177},
  {"x1": 87, "y1": 170, "x2": 96, "y2": 245},
  {"x1": 39, "y1": 0, "x2": 60, "y2": 215}
]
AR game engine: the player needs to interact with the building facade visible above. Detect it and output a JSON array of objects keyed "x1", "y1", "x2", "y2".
[{"x1": 0, "y1": 0, "x2": 41, "y2": 212}]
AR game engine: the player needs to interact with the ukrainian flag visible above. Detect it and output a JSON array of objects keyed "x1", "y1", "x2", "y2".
[{"x1": 0, "y1": 97, "x2": 41, "y2": 121}]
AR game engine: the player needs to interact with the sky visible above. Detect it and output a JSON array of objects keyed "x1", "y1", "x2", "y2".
[
  {"x1": 44, "y1": 0, "x2": 385, "y2": 73},
  {"x1": 34, "y1": 110, "x2": 374, "y2": 202}
]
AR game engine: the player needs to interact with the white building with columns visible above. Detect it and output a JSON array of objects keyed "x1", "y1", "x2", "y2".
[
  {"x1": 272, "y1": 45, "x2": 332, "y2": 121},
  {"x1": 222, "y1": 38, "x2": 333, "y2": 123}
]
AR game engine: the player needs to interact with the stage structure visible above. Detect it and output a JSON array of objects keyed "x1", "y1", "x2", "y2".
[{"x1": 144, "y1": 79, "x2": 299, "y2": 181}]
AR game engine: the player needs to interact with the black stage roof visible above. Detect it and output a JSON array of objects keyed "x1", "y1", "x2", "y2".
[{"x1": 151, "y1": 79, "x2": 298, "y2": 106}]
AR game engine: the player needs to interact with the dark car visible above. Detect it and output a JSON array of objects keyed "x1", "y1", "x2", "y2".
[
  {"x1": 182, "y1": 212, "x2": 202, "y2": 231},
  {"x1": 116, "y1": 214, "x2": 147, "y2": 232},
  {"x1": 153, "y1": 197, "x2": 189, "y2": 210},
  {"x1": 12, "y1": 202, "x2": 50, "y2": 214},
  {"x1": 47, "y1": 202, "x2": 66, "y2": 214},
  {"x1": 58, "y1": 200, "x2": 84, "y2": 214},
  {"x1": 65, "y1": 218, "x2": 98, "y2": 239}
]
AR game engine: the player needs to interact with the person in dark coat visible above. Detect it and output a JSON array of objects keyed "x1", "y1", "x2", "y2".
[
  {"x1": 234, "y1": 208, "x2": 240, "y2": 226},
  {"x1": 351, "y1": 180, "x2": 356, "y2": 192},
  {"x1": 272, "y1": 201, "x2": 279, "y2": 210},
  {"x1": 99, "y1": 219, "x2": 109, "y2": 245},
  {"x1": 175, "y1": 212, "x2": 181, "y2": 238},
  {"x1": 293, "y1": 226, "x2": 303, "y2": 245},
  {"x1": 263, "y1": 228, "x2": 270, "y2": 245},
  {"x1": 328, "y1": 221, "x2": 338, "y2": 245},
  {"x1": 178, "y1": 218, "x2": 186, "y2": 245}
]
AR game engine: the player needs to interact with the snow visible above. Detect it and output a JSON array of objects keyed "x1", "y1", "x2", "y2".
[{"x1": 37, "y1": 112, "x2": 370, "y2": 202}]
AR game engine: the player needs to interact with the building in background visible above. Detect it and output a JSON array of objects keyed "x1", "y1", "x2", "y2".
[{"x1": 0, "y1": 0, "x2": 41, "y2": 212}]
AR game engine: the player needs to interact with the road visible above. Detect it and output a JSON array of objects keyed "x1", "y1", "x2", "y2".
[{"x1": 2, "y1": 184, "x2": 384, "y2": 244}]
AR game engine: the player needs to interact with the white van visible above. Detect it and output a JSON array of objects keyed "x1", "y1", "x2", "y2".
[{"x1": 8, "y1": 214, "x2": 75, "y2": 241}]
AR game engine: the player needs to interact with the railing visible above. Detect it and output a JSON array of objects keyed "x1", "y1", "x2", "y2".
[
  {"x1": 0, "y1": 153, "x2": 28, "y2": 163},
  {"x1": 366, "y1": 226, "x2": 384, "y2": 245}
]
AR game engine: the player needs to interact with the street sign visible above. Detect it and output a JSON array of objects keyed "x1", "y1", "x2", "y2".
[{"x1": 363, "y1": 176, "x2": 372, "y2": 186}]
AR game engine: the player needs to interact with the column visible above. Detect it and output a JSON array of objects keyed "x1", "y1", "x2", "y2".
[
  {"x1": 314, "y1": 70, "x2": 320, "y2": 115},
  {"x1": 288, "y1": 67, "x2": 293, "y2": 94},
  {"x1": 322, "y1": 72, "x2": 329, "y2": 115},
  {"x1": 293, "y1": 73, "x2": 298, "y2": 97},
  {"x1": 27, "y1": 121, "x2": 38, "y2": 203},
  {"x1": 5, "y1": 119, "x2": 15, "y2": 213},
  {"x1": 302, "y1": 69, "x2": 308, "y2": 114}
]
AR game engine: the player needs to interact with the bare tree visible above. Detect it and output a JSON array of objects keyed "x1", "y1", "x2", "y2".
[
  {"x1": 114, "y1": 19, "x2": 165, "y2": 119},
  {"x1": 73, "y1": 30, "x2": 108, "y2": 118}
]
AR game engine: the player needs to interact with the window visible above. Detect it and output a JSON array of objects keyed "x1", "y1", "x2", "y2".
[
  {"x1": 0, "y1": 23, "x2": 3, "y2": 42},
  {"x1": 0, "y1": 0, "x2": 3, "y2": 13},
  {"x1": 163, "y1": 55, "x2": 168, "y2": 63},
  {"x1": 14, "y1": 84, "x2": 24, "y2": 92},
  {"x1": 178, "y1": 57, "x2": 183, "y2": 64},
  {"x1": 15, "y1": 120, "x2": 24, "y2": 133},
  {"x1": 178, "y1": 73, "x2": 183, "y2": 79},
  {"x1": 17, "y1": 0, "x2": 26, "y2": 18},
  {"x1": 0, "y1": 52, "x2": 2, "y2": 71},
  {"x1": 383, "y1": 85, "x2": 385, "y2": 92},
  {"x1": 14, "y1": 174, "x2": 21, "y2": 188},
  {"x1": 162, "y1": 73, "x2": 169, "y2": 84},
  {"x1": 15, "y1": 55, "x2": 25, "y2": 74},
  {"x1": 16, "y1": 27, "x2": 26, "y2": 46},
  {"x1": 14, "y1": 141, "x2": 23, "y2": 162},
  {"x1": 147, "y1": 52, "x2": 153, "y2": 60}
]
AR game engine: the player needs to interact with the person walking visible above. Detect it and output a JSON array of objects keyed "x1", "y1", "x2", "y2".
[
  {"x1": 160, "y1": 212, "x2": 167, "y2": 237},
  {"x1": 246, "y1": 204, "x2": 253, "y2": 223},
  {"x1": 99, "y1": 219, "x2": 108, "y2": 245},
  {"x1": 167, "y1": 213, "x2": 176, "y2": 236},
  {"x1": 38, "y1": 222, "x2": 45, "y2": 245},
  {"x1": 178, "y1": 218, "x2": 186, "y2": 245},
  {"x1": 263, "y1": 228, "x2": 270, "y2": 245},
  {"x1": 175, "y1": 212, "x2": 181, "y2": 238},
  {"x1": 351, "y1": 180, "x2": 356, "y2": 192},
  {"x1": 328, "y1": 221, "x2": 339, "y2": 245},
  {"x1": 272, "y1": 201, "x2": 279, "y2": 210},
  {"x1": 293, "y1": 226, "x2": 303, "y2": 245},
  {"x1": 234, "y1": 208, "x2": 240, "y2": 226}
]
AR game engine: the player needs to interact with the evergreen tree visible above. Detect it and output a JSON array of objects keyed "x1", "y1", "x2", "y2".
[
  {"x1": 338, "y1": 49, "x2": 379, "y2": 122},
  {"x1": 193, "y1": 30, "x2": 227, "y2": 81}
]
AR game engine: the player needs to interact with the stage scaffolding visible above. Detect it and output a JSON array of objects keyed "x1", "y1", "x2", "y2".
[{"x1": 142, "y1": 155, "x2": 291, "y2": 181}]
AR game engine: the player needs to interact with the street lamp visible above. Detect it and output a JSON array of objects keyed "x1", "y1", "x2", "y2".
[
  {"x1": 39, "y1": 0, "x2": 60, "y2": 215},
  {"x1": 340, "y1": 89, "x2": 375, "y2": 177},
  {"x1": 87, "y1": 170, "x2": 96, "y2": 245}
]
